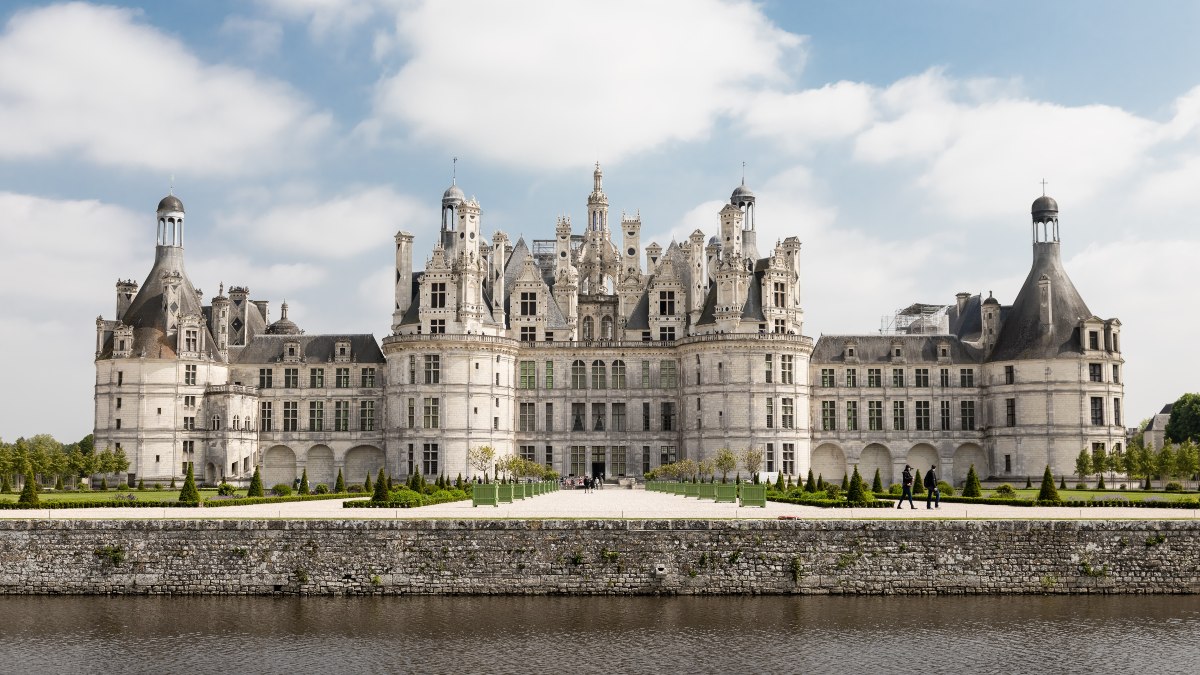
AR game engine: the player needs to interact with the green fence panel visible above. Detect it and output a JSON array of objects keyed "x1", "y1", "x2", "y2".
[
  {"x1": 684, "y1": 483, "x2": 700, "y2": 498},
  {"x1": 715, "y1": 484, "x2": 738, "y2": 503},
  {"x1": 698, "y1": 483, "x2": 716, "y2": 500},
  {"x1": 472, "y1": 483, "x2": 499, "y2": 507},
  {"x1": 740, "y1": 484, "x2": 767, "y2": 507},
  {"x1": 498, "y1": 484, "x2": 514, "y2": 503}
]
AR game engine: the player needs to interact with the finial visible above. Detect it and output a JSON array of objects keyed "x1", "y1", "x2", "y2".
[
  {"x1": 169, "y1": 173, "x2": 175, "y2": 195},
  {"x1": 219, "y1": 282, "x2": 224, "y2": 296},
  {"x1": 741, "y1": 161, "x2": 746, "y2": 186},
  {"x1": 452, "y1": 157, "x2": 457, "y2": 185},
  {"x1": 1040, "y1": 178, "x2": 1048, "y2": 196}
]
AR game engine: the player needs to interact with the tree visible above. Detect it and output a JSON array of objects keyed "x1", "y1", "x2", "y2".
[
  {"x1": 364, "y1": 471, "x2": 373, "y2": 494},
  {"x1": 1037, "y1": 465, "x2": 1060, "y2": 502},
  {"x1": 111, "y1": 445, "x2": 131, "y2": 484},
  {"x1": 1165, "y1": 393, "x2": 1200, "y2": 444},
  {"x1": 467, "y1": 445, "x2": 496, "y2": 483},
  {"x1": 774, "y1": 472, "x2": 785, "y2": 491},
  {"x1": 963, "y1": 464, "x2": 982, "y2": 498},
  {"x1": 1074, "y1": 447, "x2": 1092, "y2": 484},
  {"x1": 846, "y1": 465, "x2": 867, "y2": 503},
  {"x1": 871, "y1": 468, "x2": 883, "y2": 494},
  {"x1": 805, "y1": 469, "x2": 815, "y2": 492},
  {"x1": 372, "y1": 468, "x2": 389, "y2": 502},
  {"x1": 1177, "y1": 441, "x2": 1200, "y2": 490},
  {"x1": 248, "y1": 466, "x2": 264, "y2": 497},
  {"x1": 298, "y1": 468, "x2": 310, "y2": 495},
  {"x1": 715, "y1": 448, "x2": 737, "y2": 483},
  {"x1": 334, "y1": 468, "x2": 345, "y2": 493},
  {"x1": 17, "y1": 462, "x2": 38, "y2": 507},
  {"x1": 913, "y1": 469, "x2": 925, "y2": 495},
  {"x1": 1155, "y1": 441, "x2": 1177, "y2": 490},
  {"x1": 840, "y1": 473, "x2": 849, "y2": 491},
  {"x1": 740, "y1": 448, "x2": 764, "y2": 483},
  {"x1": 1092, "y1": 445, "x2": 1109, "y2": 484},
  {"x1": 178, "y1": 462, "x2": 200, "y2": 504}
]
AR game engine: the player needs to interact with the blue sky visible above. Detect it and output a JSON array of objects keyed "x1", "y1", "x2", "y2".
[{"x1": 2, "y1": 0, "x2": 1198, "y2": 442}]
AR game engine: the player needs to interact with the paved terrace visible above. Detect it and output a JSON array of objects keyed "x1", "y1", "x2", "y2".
[{"x1": 1, "y1": 486, "x2": 1197, "y2": 520}]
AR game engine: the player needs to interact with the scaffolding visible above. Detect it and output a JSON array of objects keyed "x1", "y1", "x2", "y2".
[{"x1": 879, "y1": 302, "x2": 951, "y2": 335}]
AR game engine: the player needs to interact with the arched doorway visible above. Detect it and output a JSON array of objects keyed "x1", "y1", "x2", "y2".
[
  {"x1": 810, "y1": 443, "x2": 847, "y2": 484},
  {"x1": 907, "y1": 443, "x2": 939, "y2": 479},
  {"x1": 307, "y1": 445, "x2": 335, "y2": 486},
  {"x1": 263, "y1": 445, "x2": 297, "y2": 487},
  {"x1": 858, "y1": 443, "x2": 893, "y2": 487},
  {"x1": 345, "y1": 445, "x2": 385, "y2": 484},
  {"x1": 953, "y1": 443, "x2": 988, "y2": 485}
]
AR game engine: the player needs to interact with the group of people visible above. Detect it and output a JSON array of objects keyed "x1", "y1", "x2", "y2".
[
  {"x1": 562, "y1": 475, "x2": 603, "y2": 492},
  {"x1": 897, "y1": 464, "x2": 940, "y2": 509}
]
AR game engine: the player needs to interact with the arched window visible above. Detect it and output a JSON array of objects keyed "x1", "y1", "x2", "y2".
[
  {"x1": 210, "y1": 414, "x2": 221, "y2": 431},
  {"x1": 232, "y1": 415, "x2": 240, "y2": 429},
  {"x1": 611, "y1": 360, "x2": 626, "y2": 389},
  {"x1": 571, "y1": 360, "x2": 587, "y2": 389},
  {"x1": 591, "y1": 360, "x2": 607, "y2": 389},
  {"x1": 601, "y1": 316, "x2": 613, "y2": 339},
  {"x1": 583, "y1": 316, "x2": 594, "y2": 340}
]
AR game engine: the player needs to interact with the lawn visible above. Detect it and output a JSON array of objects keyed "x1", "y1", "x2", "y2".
[
  {"x1": 0, "y1": 488, "x2": 234, "y2": 504},
  {"x1": 997, "y1": 488, "x2": 1197, "y2": 503}
]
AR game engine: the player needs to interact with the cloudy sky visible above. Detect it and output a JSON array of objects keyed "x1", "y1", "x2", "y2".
[{"x1": 3, "y1": 0, "x2": 1198, "y2": 443}]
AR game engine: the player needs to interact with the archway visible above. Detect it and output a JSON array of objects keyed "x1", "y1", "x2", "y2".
[
  {"x1": 345, "y1": 445, "x2": 385, "y2": 485},
  {"x1": 953, "y1": 443, "x2": 988, "y2": 485},
  {"x1": 858, "y1": 443, "x2": 893, "y2": 487},
  {"x1": 810, "y1": 443, "x2": 847, "y2": 485},
  {"x1": 907, "y1": 443, "x2": 939, "y2": 480},
  {"x1": 263, "y1": 445, "x2": 297, "y2": 488},
  {"x1": 307, "y1": 445, "x2": 335, "y2": 486}
]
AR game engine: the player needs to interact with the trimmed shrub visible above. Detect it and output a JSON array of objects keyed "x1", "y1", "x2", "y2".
[
  {"x1": 135, "y1": 478, "x2": 143, "y2": 491},
  {"x1": 1038, "y1": 465, "x2": 1061, "y2": 502},
  {"x1": 334, "y1": 469, "x2": 345, "y2": 494},
  {"x1": 1025, "y1": 476, "x2": 1033, "y2": 489},
  {"x1": 824, "y1": 484, "x2": 842, "y2": 500},
  {"x1": 1165, "y1": 481, "x2": 1184, "y2": 492},
  {"x1": 936, "y1": 480, "x2": 955, "y2": 497},
  {"x1": 99, "y1": 477, "x2": 108, "y2": 491},
  {"x1": 1061, "y1": 475, "x2": 1068, "y2": 490},
  {"x1": 248, "y1": 466, "x2": 264, "y2": 497},
  {"x1": 993, "y1": 484, "x2": 1017, "y2": 499},
  {"x1": 872, "y1": 468, "x2": 883, "y2": 493},
  {"x1": 169, "y1": 477, "x2": 176, "y2": 489},
  {"x1": 298, "y1": 469, "x2": 310, "y2": 495},
  {"x1": 913, "y1": 469, "x2": 925, "y2": 495},
  {"x1": 56, "y1": 476, "x2": 65, "y2": 491},
  {"x1": 363, "y1": 472, "x2": 373, "y2": 494},
  {"x1": 347, "y1": 484, "x2": 364, "y2": 493},
  {"x1": 889, "y1": 483, "x2": 902, "y2": 495},
  {"x1": 963, "y1": 464, "x2": 982, "y2": 498},
  {"x1": 805, "y1": 469, "x2": 816, "y2": 493},
  {"x1": 1096, "y1": 475, "x2": 1106, "y2": 490},
  {"x1": 217, "y1": 482, "x2": 237, "y2": 496},
  {"x1": 847, "y1": 466, "x2": 867, "y2": 503},
  {"x1": 0, "y1": 474, "x2": 10, "y2": 493},
  {"x1": 372, "y1": 468, "x2": 389, "y2": 502},
  {"x1": 178, "y1": 463, "x2": 200, "y2": 504},
  {"x1": 18, "y1": 464, "x2": 38, "y2": 507},
  {"x1": 841, "y1": 473, "x2": 849, "y2": 491},
  {"x1": 314, "y1": 483, "x2": 330, "y2": 495},
  {"x1": 271, "y1": 483, "x2": 293, "y2": 497},
  {"x1": 1075, "y1": 483, "x2": 1088, "y2": 490}
]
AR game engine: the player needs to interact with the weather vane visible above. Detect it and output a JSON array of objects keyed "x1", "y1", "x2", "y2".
[{"x1": 1040, "y1": 178, "x2": 1048, "y2": 196}]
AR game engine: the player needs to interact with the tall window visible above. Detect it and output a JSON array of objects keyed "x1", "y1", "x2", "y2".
[
  {"x1": 914, "y1": 368, "x2": 929, "y2": 387},
  {"x1": 892, "y1": 368, "x2": 905, "y2": 387},
  {"x1": 423, "y1": 397, "x2": 440, "y2": 429},
  {"x1": 334, "y1": 401, "x2": 349, "y2": 431},
  {"x1": 310, "y1": 368, "x2": 324, "y2": 388},
  {"x1": 893, "y1": 401, "x2": 906, "y2": 430},
  {"x1": 424, "y1": 355, "x2": 440, "y2": 384},
  {"x1": 766, "y1": 398, "x2": 774, "y2": 429},
  {"x1": 422, "y1": 443, "x2": 439, "y2": 475},
  {"x1": 1005, "y1": 398, "x2": 1016, "y2": 426},
  {"x1": 1089, "y1": 363, "x2": 1103, "y2": 382},
  {"x1": 545, "y1": 361, "x2": 554, "y2": 389},
  {"x1": 940, "y1": 401, "x2": 951, "y2": 430},
  {"x1": 520, "y1": 292, "x2": 537, "y2": 316},
  {"x1": 359, "y1": 400, "x2": 375, "y2": 431},
  {"x1": 915, "y1": 400, "x2": 930, "y2": 431},
  {"x1": 659, "y1": 360, "x2": 677, "y2": 388},
  {"x1": 960, "y1": 400, "x2": 976, "y2": 430},
  {"x1": 184, "y1": 365, "x2": 197, "y2": 386},
  {"x1": 612, "y1": 403, "x2": 627, "y2": 432},
  {"x1": 519, "y1": 361, "x2": 536, "y2": 389},
  {"x1": 519, "y1": 402, "x2": 536, "y2": 432},
  {"x1": 821, "y1": 401, "x2": 836, "y2": 431},
  {"x1": 571, "y1": 360, "x2": 587, "y2": 388},
  {"x1": 1090, "y1": 397, "x2": 1104, "y2": 425},
  {"x1": 520, "y1": 326, "x2": 536, "y2": 342},
  {"x1": 845, "y1": 368, "x2": 857, "y2": 387},
  {"x1": 184, "y1": 329, "x2": 198, "y2": 352},
  {"x1": 939, "y1": 368, "x2": 950, "y2": 387},
  {"x1": 1112, "y1": 365, "x2": 1121, "y2": 383},
  {"x1": 641, "y1": 361, "x2": 651, "y2": 388},
  {"x1": 592, "y1": 360, "x2": 607, "y2": 389},
  {"x1": 960, "y1": 368, "x2": 975, "y2": 387},
  {"x1": 571, "y1": 446, "x2": 587, "y2": 476},
  {"x1": 766, "y1": 443, "x2": 775, "y2": 473},
  {"x1": 545, "y1": 402, "x2": 554, "y2": 431},
  {"x1": 583, "y1": 316, "x2": 594, "y2": 340},
  {"x1": 308, "y1": 401, "x2": 324, "y2": 431},
  {"x1": 642, "y1": 402, "x2": 651, "y2": 431},
  {"x1": 611, "y1": 360, "x2": 626, "y2": 389},
  {"x1": 361, "y1": 367, "x2": 376, "y2": 387},
  {"x1": 764, "y1": 354, "x2": 773, "y2": 383},
  {"x1": 572, "y1": 403, "x2": 585, "y2": 431},
  {"x1": 283, "y1": 401, "x2": 298, "y2": 432},
  {"x1": 659, "y1": 326, "x2": 676, "y2": 341},
  {"x1": 782, "y1": 443, "x2": 795, "y2": 476},
  {"x1": 430, "y1": 282, "x2": 446, "y2": 308},
  {"x1": 1088, "y1": 330, "x2": 1099, "y2": 350},
  {"x1": 209, "y1": 414, "x2": 221, "y2": 431},
  {"x1": 820, "y1": 369, "x2": 835, "y2": 387},
  {"x1": 610, "y1": 446, "x2": 627, "y2": 477},
  {"x1": 284, "y1": 368, "x2": 298, "y2": 388},
  {"x1": 601, "y1": 316, "x2": 613, "y2": 339},
  {"x1": 592, "y1": 402, "x2": 606, "y2": 431},
  {"x1": 1114, "y1": 398, "x2": 1122, "y2": 426},
  {"x1": 408, "y1": 355, "x2": 416, "y2": 385},
  {"x1": 868, "y1": 401, "x2": 883, "y2": 431},
  {"x1": 1004, "y1": 365, "x2": 1015, "y2": 385},
  {"x1": 781, "y1": 398, "x2": 794, "y2": 429},
  {"x1": 407, "y1": 398, "x2": 415, "y2": 428},
  {"x1": 773, "y1": 282, "x2": 786, "y2": 307},
  {"x1": 659, "y1": 290, "x2": 675, "y2": 315},
  {"x1": 781, "y1": 355, "x2": 794, "y2": 384},
  {"x1": 867, "y1": 368, "x2": 881, "y2": 387},
  {"x1": 846, "y1": 400, "x2": 859, "y2": 431},
  {"x1": 260, "y1": 402, "x2": 272, "y2": 431},
  {"x1": 336, "y1": 367, "x2": 350, "y2": 388},
  {"x1": 661, "y1": 402, "x2": 676, "y2": 431}
]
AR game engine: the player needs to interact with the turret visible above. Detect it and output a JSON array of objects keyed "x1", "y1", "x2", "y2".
[
  {"x1": 981, "y1": 291, "x2": 1000, "y2": 354},
  {"x1": 115, "y1": 279, "x2": 138, "y2": 321},
  {"x1": 211, "y1": 282, "x2": 230, "y2": 358},
  {"x1": 156, "y1": 193, "x2": 185, "y2": 248},
  {"x1": 621, "y1": 213, "x2": 641, "y2": 276},
  {"x1": 587, "y1": 162, "x2": 608, "y2": 233},
  {"x1": 393, "y1": 231, "x2": 414, "y2": 331},
  {"x1": 718, "y1": 203, "x2": 744, "y2": 260},
  {"x1": 492, "y1": 231, "x2": 509, "y2": 326},
  {"x1": 646, "y1": 242, "x2": 662, "y2": 276}
]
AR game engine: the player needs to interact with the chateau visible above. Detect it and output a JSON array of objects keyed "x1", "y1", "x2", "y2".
[{"x1": 93, "y1": 167, "x2": 1126, "y2": 488}]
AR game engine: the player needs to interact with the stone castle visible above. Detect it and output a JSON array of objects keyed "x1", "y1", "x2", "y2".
[{"x1": 93, "y1": 166, "x2": 1125, "y2": 488}]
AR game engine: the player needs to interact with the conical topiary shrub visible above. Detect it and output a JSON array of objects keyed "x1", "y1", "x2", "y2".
[
  {"x1": 963, "y1": 464, "x2": 982, "y2": 498},
  {"x1": 248, "y1": 466, "x2": 264, "y2": 497},
  {"x1": 913, "y1": 469, "x2": 925, "y2": 495},
  {"x1": 775, "y1": 472, "x2": 785, "y2": 492},
  {"x1": 1037, "y1": 465, "x2": 1061, "y2": 502},
  {"x1": 872, "y1": 468, "x2": 883, "y2": 493},
  {"x1": 841, "y1": 473, "x2": 849, "y2": 491},
  {"x1": 364, "y1": 472, "x2": 373, "y2": 494},
  {"x1": 334, "y1": 468, "x2": 345, "y2": 494},
  {"x1": 55, "y1": 475, "x2": 65, "y2": 491},
  {"x1": 178, "y1": 463, "x2": 200, "y2": 504},
  {"x1": 847, "y1": 465, "x2": 867, "y2": 503},
  {"x1": 1059, "y1": 475, "x2": 1066, "y2": 490},
  {"x1": 1, "y1": 473, "x2": 11, "y2": 493},
  {"x1": 1097, "y1": 474, "x2": 1106, "y2": 490},
  {"x1": 17, "y1": 463, "x2": 38, "y2": 507},
  {"x1": 298, "y1": 468, "x2": 310, "y2": 495},
  {"x1": 372, "y1": 468, "x2": 389, "y2": 502},
  {"x1": 1025, "y1": 475, "x2": 1033, "y2": 489},
  {"x1": 805, "y1": 469, "x2": 816, "y2": 493}
]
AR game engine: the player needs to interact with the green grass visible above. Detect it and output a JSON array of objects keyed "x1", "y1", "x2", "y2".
[
  {"x1": 999, "y1": 488, "x2": 1197, "y2": 503},
  {"x1": 0, "y1": 488, "x2": 233, "y2": 504}
]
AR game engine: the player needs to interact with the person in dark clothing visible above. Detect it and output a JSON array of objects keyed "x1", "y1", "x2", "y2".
[
  {"x1": 925, "y1": 465, "x2": 940, "y2": 509},
  {"x1": 897, "y1": 465, "x2": 916, "y2": 509}
]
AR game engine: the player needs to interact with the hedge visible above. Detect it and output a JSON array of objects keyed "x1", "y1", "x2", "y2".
[
  {"x1": 875, "y1": 494, "x2": 1200, "y2": 509},
  {"x1": 202, "y1": 492, "x2": 367, "y2": 508},
  {"x1": 768, "y1": 494, "x2": 893, "y2": 509},
  {"x1": 0, "y1": 500, "x2": 194, "y2": 510},
  {"x1": 343, "y1": 490, "x2": 468, "y2": 509}
]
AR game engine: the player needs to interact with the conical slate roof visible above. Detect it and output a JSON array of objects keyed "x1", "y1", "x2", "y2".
[
  {"x1": 116, "y1": 245, "x2": 220, "y2": 359},
  {"x1": 989, "y1": 241, "x2": 1092, "y2": 361}
]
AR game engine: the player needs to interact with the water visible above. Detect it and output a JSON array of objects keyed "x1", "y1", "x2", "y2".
[{"x1": 2, "y1": 595, "x2": 1198, "y2": 674}]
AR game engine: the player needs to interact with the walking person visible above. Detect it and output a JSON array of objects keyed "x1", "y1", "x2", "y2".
[
  {"x1": 897, "y1": 464, "x2": 916, "y2": 509},
  {"x1": 925, "y1": 464, "x2": 940, "y2": 509}
]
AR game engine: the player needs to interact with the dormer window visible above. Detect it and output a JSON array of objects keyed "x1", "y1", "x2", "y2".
[
  {"x1": 1088, "y1": 330, "x2": 1099, "y2": 350},
  {"x1": 184, "y1": 329, "x2": 198, "y2": 353},
  {"x1": 334, "y1": 340, "x2": 351, "y2": 362}
]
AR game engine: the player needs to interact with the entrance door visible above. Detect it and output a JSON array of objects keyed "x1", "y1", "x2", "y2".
[
  {"x1": 591, "y1": 445, "x2": 606, "y2": 480},
  {"x1": 591, "y1": 462, "x2": 606, "y2": 480}
]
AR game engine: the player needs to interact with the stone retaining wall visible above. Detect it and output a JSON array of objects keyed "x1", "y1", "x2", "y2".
[{"x1": 0, "y1": 519, "x2": 1197, "y2": 595}]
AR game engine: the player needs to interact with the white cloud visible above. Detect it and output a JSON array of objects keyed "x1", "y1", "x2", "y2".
[
  {"x1": 0, "y1": 3, "x2": 331, "y2": 174},
  {"x1": 217, "y1": 186, "x2": 434, "y2": 258},
  {"x1": 219, "y1": 15, "x2": 284, "y2": 58},
  {"x1": 256, "y1": 0, "x2": 390, "y2": 40},
  {"x1": 369, "y1": 0, "x2": 803, "y2": 169},
  {"x1": 187, "y1": 256, "x2": 329, "y2": 300},
  {"x1": 737, "y1": 81, "x2": 877, "y2": 151}
]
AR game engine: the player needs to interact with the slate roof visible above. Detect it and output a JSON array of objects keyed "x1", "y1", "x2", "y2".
[
  {"x1": 988, "y1": 242, "x2": 1093, "y2": 362},
  {"x1": 811, "y1": 334, "x2": 982, "y2": 364},
  {"x1": 234, "y1": 334, "x2": 385, "y2": 365}
]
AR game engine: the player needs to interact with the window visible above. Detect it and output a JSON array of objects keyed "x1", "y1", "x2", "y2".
[
  {"x1": 520, "y1": 326, "x2": 537, "y2": 342},
  {"x1": 520, "y1": 291, "x2": 537, "y2": 316},
  {"x1": 117, "y1": 371, "x2": 123, "y2": 386},
  {"x1": 773, "y1": 282, "x2": 786, "y2": 307},
  {"x1": 782, "y1": 443, "x2": 795, "y2": 476},
  {"x1": 360, "y1": 400, "x2": 375, "y2": 431},
  {"x1": 571, "y1": 360, "x2": 587, "y2": 388},
  {"x1": 310, "y1": 368, "x2": 324, "y2": 388},
  {"x1": 781, "y1": 355, "x2": 794, "y2": 384},
  {"x1": 766, "y1": 443, "x2": 775, "y2": 473},
  {"x1": 643, "y1": 446, "x2": 651, "y2": 475},
  {"x1": 960, "y1": 401, "x2": 975, "y2": 431},
  {"x1": 915, "y1": 368, "x2": 929, "y2": 387},
  {"x1": 431, "y1": 282, "x2": 446, "y2": 308},
  {"x1": 960, "y1": 368, "x2": 975, "y2": 387},
  {"x1": 423, "y1": 397, "x2": 440, "y2": 429},
  {"x1": 764, "y1": 355, "x2": 773, "y2": 383},
  {"x1": 430, "y1": 319, "x2": 446, "y2": 334},
  {"x1": 661, "y1": 402, "x2": 677, "y2": 431},
  {"x1": 545, "y1": 361, "x2": 554, "y2": 389},
  {"x1": 821, "y1": 369, "x2": 835, "y2": 387},
  {"x1": 612, "y1": 403, "x2": 627, "y2": 432},
  {"x1": 892, "y1": 401, "x2": 906, "y2": 430},
  {"x1": 867, "y1": 368, "x2": 881, "y2": 387},
  {"x1": 892, "y1": 368, "x2": 905, "y2": 387},
  {"x1": 424, "y1": 355, "x2": 440, "y2": 384},
  {"x1": 407, "y1": 398, "x2": 415, "y2": 428},
  {"x1": 642, "y1": 402, "x2": 651, "y2": 431},
  {"x1": 766, "y1": 398, "x2": 774, "y2": 429},
  {"x1": 520, "y1": 402, "x2": 536, "y2": 432},
  {"x1": 334, "y1": 401, "x2": 349, "y2": 431},
  {"x1": 336, "y1": 367, "x2": 350, "y2": 388},
  {"x1": 1112, "y1": 365, "x2": 1120, "y2": 383},
  {"x1": 184, "y1": 329, "x2": 198, "y2": 352},
  {"x1": 912, "y1": 400, "x2": 929, "y2": 431},
  {"x1": 1004, "y1": 365, "x2": 1015, "y2": 385},
  {"x1": 1091, "y1": 397, "x2": 1104, "y2": 425},
  {"x1": 845, "y1": 368, "x2": 857, "y2": 387},
  {"x1": 774, "y1": 318, "x2": 786, "y2": 333},
  {"x1": 612, "y1": 360, "x2": 626, "y2": 389},
  {"x1": 519, "y1": 361, "x2": 537, "y2": 389},
  {"x1": 641, "y1": 361, "x2": 651, "y2": 388},
  {"x1": 284, "y1": 368, "x2": 298, "y2": 388},
  {"x1": 283, "y1": 401, "x2": 298, "y2": 432},
  {"x1": 182, "y1": 415, "x2": 195, "y2": 431},
  {"x1": 520, "y1": 445, "x2": 536, "y2": 462},
  {"x1": 592, "y1": 360, "x2": 607, "y2": 389},
  {"x1": 408, "y1": 356, "x2": 416, "y2": 385},
  {"x1": 821, "y1": 401, "x2": 836, "y2": 431},
  {"x1": 660, "y1": 446, "x2": 677, "y2": 465},
  {"x1": 781, "y1": 398, "x2": 794, "y2": 429},
  {"x1": 572, "y1": 403, "x2": 585, "y2": 431},
  {"x1": 260, "y1": 403, "x2": 272, "y2": 431},
  {"x1": 940, "y1": 401, "x2": 951, "y2": 431},
  {"x1": 846, "y1": 400, "x2": 859, "y2": 431},
  {"x1": 601, "y1": 316, "x2": 614, "y2": 339},
  {"x1": 659, "y1": 360, "x2": 677, "y2": 388},
  {"x1": 868, "y1": 401, "x2": 883, "y2": 431},
  {"x1": 545, "y1": 403, "x2": 554, "y2": 431},
  {"x1": 1005, "y1": 454, "x2": 1012, "y2": 473},
  {"x1": 1089, "y1": 363, "x2": 1103, "y2": 382},
  {"x1": 183, "y1": 395, "x2": 195, "y2": 408},
  {"x1": 592, "y1": 402, "x2": 606, "y2": 431},
  {"x1": 115, "y1": 418, "x2": 122, "y2": 430},
  {"x1": 659, "y1": 290, "x2": 676, "y2": 315},
  {"x1": 1088, "y1": 330, "x2": 1099, "y2": 350},
  {"x1": 422, "y1": 443, "x2": 439, "y2": 476},
  {"x1": 1114, "y1": 398, "x2": 1122, "y2": 426},
  {"x1": 939, "y1": 368, "x2": 950, "y2": 387},
  {"x1": 361, "y1": 367, "x2": 376, "y2": 387},
  {"x1": 309, "y1": 401, "x2": 324, "y2": 431},
  {"x1": 546, "y1": 446, "x2": 554, "y2": 469},
  {"x1": 1005, "y1": 398, "x2": 1016, "y2": 426},
  {"x1": 184, "y1": 365, "x2": 197, "y2": 386},
  {"x1": 659, "y1": 326, "x2": 676, "y2": 341},
  {"x1": 1113, "y1": 333, "x2": 1120, "y2": 352},
  {"x1": 570, "y1": 446, "x2": 587, "y2": 476}
]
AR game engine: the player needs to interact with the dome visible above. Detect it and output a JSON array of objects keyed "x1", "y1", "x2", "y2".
[
  {"x1": 1031, "y1": 195, "x2": 1058, "y2": 221},
  {"x1": 708, "y1": 235, "x2": 722, "y2": 247},
  {"x1": 982, "y1": 293, "x2": 1000, "y2": 306},
  {"x1": 157, "y1": 194, "x2": 184, "y2": 214},
  {"x1": 442, "y1": 183, "x2": 465, "y2": 204},
  {"x1": 266, "y1": 302, "x2": 301, "y2": 335},
  {"x1": 731, "y1": 183, "x2": 755, "y2": 203}
]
